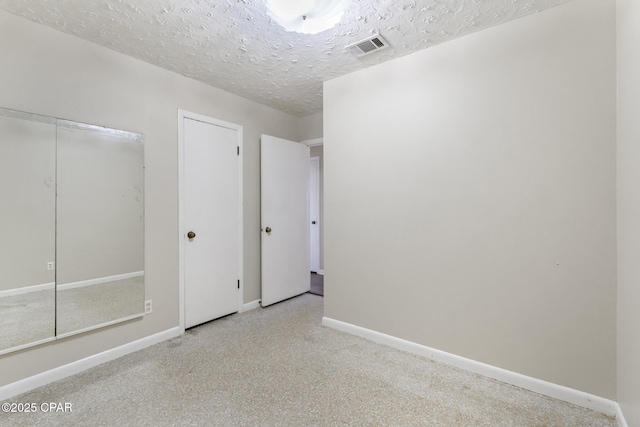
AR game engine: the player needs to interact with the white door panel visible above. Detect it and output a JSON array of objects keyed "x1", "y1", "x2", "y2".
[
  {"x1": 261, "y1": 135, "x2": 310, "y2": 307},
  {"x1": 184, "y1": 118, "x2": 239, "y2": 328}
]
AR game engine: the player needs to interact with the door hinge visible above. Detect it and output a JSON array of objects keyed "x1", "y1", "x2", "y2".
[
  {"x1": 237, "y1": 146, "x2": 240, "y2": 156},
  {"x1": 237, "y1": 279, "x2": 240, "y2": 289}
]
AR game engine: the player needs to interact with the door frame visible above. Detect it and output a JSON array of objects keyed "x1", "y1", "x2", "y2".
[
  {"x1": 303, "y1": 138, "x2": 323, "y2": 275},
  {"x1": 177, "y1": 109, "x2": 243, "y2": 333},
  {"x1": 309, "y1": 156, "x2": 320, "y2": 273}
]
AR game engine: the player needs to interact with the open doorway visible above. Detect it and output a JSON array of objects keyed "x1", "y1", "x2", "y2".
[{"x1": 308, "y1": 142, "x2": 323, "y2": 296}]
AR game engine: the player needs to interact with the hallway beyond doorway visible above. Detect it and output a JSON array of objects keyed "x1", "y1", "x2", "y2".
[{"x1": 309, "y1": 272, "x2": 323, "y2": 296}]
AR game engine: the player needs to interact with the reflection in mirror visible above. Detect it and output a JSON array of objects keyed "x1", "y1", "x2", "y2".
[
  {"x1": 56, "y1": 121, "x2": 144, "y2": 336},
  {"x1": 0, "y1": 109, "x2": 56, "y2": 354},
  {"x1": 0, "y1": 107, "x2": 145, "y2": 354}
]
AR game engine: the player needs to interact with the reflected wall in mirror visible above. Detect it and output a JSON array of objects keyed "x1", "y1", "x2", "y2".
[
  {"x1": 0, "y1": 110, "x2": 56, "y2": 352},
  {"x1": 0, "y1": 107, "x2": 145, "y2": 355},
  {"x1": 56, "y1": 121, "x2": 145, "y2": 337}
]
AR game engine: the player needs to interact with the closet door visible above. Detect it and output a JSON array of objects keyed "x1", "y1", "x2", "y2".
[{"x1": 183, "y1": 117, "x2": 241, "y2": 328}]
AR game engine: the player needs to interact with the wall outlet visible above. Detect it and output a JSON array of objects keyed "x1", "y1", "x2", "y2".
[
  {"x1": 144, "y1": 300, "x2": 152, "y2": 314},
  {"x1": 47, "y1": 261, "x2": 55, "y2": 271}
]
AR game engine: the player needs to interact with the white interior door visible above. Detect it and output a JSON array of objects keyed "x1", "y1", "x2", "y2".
[
  {"x1": 309, "y1": 156, "x2": 320, "y2": 273},
  {"x1": 261, "y1": 135, "x2": 310, "y2": 307},
  {"x1": 184, "y1": 117, "x2": 240, "y2": 328}
]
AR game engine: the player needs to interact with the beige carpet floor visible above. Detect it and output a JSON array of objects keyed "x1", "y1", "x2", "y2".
[{"x1": 0, "y1": 294, "x2": 616, "y2": 426}]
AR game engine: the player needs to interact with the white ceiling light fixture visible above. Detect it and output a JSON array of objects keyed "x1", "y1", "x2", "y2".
[{"x1": 266, "y1": 0, "x2": 346, "y2": 34}]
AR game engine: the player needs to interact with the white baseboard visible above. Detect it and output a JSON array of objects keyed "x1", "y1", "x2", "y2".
[
  {"x1": 0, "y1": 282, "x2": 55, "y2": 298},
  {"x1": 615, "y1": 404, "x2": 629, "y2": 427},
  {"x1": 0, "y1": 326, "x2": 180, "y2": 402},
  {"x1": 57, "y1": 271, "x2": 144, "y2": 291},
  {"x1": 322, "y1": 316, "x2": 623, "y2": 420},
  {"x1": 243, "y1": 299, "x2": 261, "y2": 312}
]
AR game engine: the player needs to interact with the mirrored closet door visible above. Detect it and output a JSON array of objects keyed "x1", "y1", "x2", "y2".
[{"x1": 0, "y1": 107, "x2": 145, "y2": 355}]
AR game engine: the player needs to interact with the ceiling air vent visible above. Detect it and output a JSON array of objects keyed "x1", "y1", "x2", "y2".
[{"x1": 346, "y1": 34, "x2": 389, "y2": 58}]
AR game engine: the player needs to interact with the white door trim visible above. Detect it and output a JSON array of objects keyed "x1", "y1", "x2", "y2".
[
  {"x1": 178, "y1": 109, "x2": 243, "y2": 333},
  {"x1": 302, "y1": 137, "x2": 323, "y2": 147},
  {"x1": 309, "y1": 156, "x2": 320, "y2": 273}
]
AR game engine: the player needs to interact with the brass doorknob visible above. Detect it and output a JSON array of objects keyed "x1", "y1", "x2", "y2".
[
  {"x1": 187, "y1": 231, "x2": 196, "y2": 239},
  {"x1": 265, "y1": 227, "x2": 272, "y2": 234}
]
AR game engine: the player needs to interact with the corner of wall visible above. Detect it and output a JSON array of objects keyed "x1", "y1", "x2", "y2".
[{"x1": 298, "y1": 112, "x2": 323, "y2": 142}]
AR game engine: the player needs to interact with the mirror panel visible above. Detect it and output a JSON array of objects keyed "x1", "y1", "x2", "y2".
[
  {"x1": 0, "y1": 109, "x2": 56, "y2": 354},
  {"x1": 56, "y1": 121, "x2": 145, "y2": 336},
  {"x1": 0, "y1": 107, "x2": 145, "y2": 354}
]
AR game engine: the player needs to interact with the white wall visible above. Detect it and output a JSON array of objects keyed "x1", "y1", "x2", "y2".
[
  {"x1": 617, "y1": 0, "x2": 640, "y2": 424},
  {"x1": 299, "y1": 112, "x2": 323, "y2": 141},
  {"x1": 324, "y1": 0, "x2": 616, "y2": 399},
  {"x1": 0, "y1": 9, "x2": 298, "y2": 386}
]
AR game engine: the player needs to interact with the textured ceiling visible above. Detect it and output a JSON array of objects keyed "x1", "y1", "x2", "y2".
[{"x1": 0, "y1": 0, "x2": 570, "y2": 116}]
